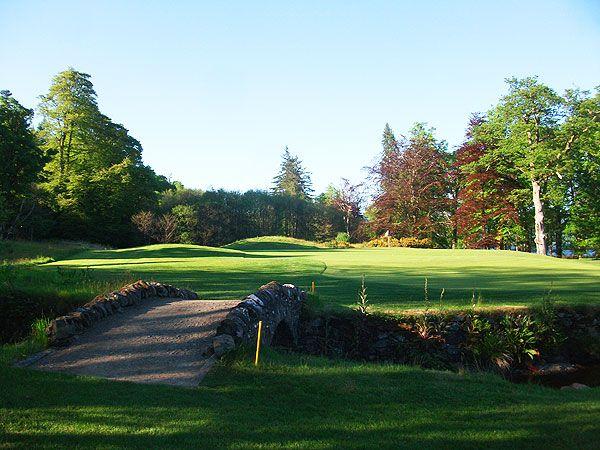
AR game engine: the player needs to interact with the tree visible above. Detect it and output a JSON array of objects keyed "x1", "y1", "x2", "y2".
[
  {"x1": 272, "y1": 147, "x2": 313, "y2": 199},
  {"x1": 453, "y1": 116, "x2": 522, "y2": 249},
  {"x1": 35, "y1": 69, "x2": 169, "y2": 245},
  {"x1": 37, "y1": 69, "x2": 101, "y2": 186},
  {"x1": 0, "y1": 91, "x2": 46, "y2": 238},
  {"x1": 372, "y1": 123, "x2": 450, "y2": 246},
  {"x1": 326, "y1": 179, "x2": 363, "y2": 239},
  {"x1": 38, "y1": 68, "x2": 144, "y2": 191},
  {"x1": 61, "y1": 158, "x2": 169, "y2": 245},
  {"x1": 563, "y1": 88, "x2": 600, "y2": 253},
  {"x1": 132, "y1": 211, "x2": 156, "y2": 243},
  {"x1": 478, "y1": 77, "x2": 599, "y2": 255},
  {"x1": 382, "y1": 123, "x2": 398, "y2": 156}
]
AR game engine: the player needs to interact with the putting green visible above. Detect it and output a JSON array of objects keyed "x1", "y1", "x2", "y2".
[{"x1": 47, "y1": 237, "x2": 600, "y2": 312}]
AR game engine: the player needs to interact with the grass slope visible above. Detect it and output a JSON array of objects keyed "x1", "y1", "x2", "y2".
[
  {"x1": 45, "y1": 237, "x2": 600, "y2": 311},
  {"x1": 1, "y1": 349, "x2": 599, "y2": 449}
]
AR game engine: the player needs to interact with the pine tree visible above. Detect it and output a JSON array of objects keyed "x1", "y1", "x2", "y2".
[
  {"x1": 272, "y1": 147, "x2": 313, "y2": 199},
  {"x1": 381, "y1": 123, "x2": 398, "y2": 156}
]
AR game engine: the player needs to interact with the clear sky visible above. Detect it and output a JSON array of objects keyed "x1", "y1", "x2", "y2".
[{"x1": 1, "y1": 0, "x2": 599, "y2": 193}]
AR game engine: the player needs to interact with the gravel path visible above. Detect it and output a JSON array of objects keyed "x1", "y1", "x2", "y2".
[{"x1": 31, "y1": 298, "x2": 238, "y2": 387}]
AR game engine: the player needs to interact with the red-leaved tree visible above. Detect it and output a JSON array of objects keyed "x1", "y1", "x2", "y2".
[
  {"x1": 372, "y1": 123, "x2": 451, "y2": 245},
  {"x1": 453, "y1": 116, "x2": 522, "y2": 249}
]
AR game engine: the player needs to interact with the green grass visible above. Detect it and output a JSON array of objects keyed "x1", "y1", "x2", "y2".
[
  {"x1": 43, "y1": 236, "x2": 600, "y2": 312},
  {"x1": 1, "y1": 237, "x2": 599, "y2": 448},
  {"x1": 0, "y1": 240, "x2": 102, "y2": 264},
  {"x1": 1, "y1": 349, "x2": 599, "y2": 449},
  {"x1": 0, "y1": 241, "x2": 131, "y2": 343}
]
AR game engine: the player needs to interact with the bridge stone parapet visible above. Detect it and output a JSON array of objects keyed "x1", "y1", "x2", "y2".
[{"x1": 213, "y1": 281, "x2": 306, "y2": 355}]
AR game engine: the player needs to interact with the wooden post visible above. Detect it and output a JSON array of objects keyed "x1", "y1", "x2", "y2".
[{"x1": 254, "y1": 320, "x2": 263, "y2": 366}]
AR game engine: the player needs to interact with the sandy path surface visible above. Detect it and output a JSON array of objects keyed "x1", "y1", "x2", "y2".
[{"x1": 31, "y1": 298, "x2": 238, "y2": 387}]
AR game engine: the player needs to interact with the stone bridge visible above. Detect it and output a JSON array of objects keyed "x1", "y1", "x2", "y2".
[
  {"x1": 212, "y1": 281, "x2": 306, "y2": 355},
  {"x1": 29, "y1": 280, "x2": 305, "y2": 386}
]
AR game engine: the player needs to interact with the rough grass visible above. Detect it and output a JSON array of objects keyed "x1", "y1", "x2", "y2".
[
  {"x1": 44, "y1": 237, "x2": 600, "y2": 312},
  {"x1": 1, "y1": 348, "x2": 599, "y2": 449},
  {"x1": 0, "y1": 241, "x2": 132, "y2": 343},
  {"x1": 0, "y1": 240, "x2": 102, "y2": 264}
]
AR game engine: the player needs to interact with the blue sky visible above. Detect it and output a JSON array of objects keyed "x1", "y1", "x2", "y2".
[{"x1": 1, "y1": 0, "x2": 599, "y2": 193}]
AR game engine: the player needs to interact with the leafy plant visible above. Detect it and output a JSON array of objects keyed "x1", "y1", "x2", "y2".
[
  {"x1": 31, "y1": 317, "x2": 50, "y2": 347},
  {"x1": 356, "y1": 275, "x2": 369, "y2": 315},
  {"x1": 501, "y1": 315, "x2": 538, "y2": 363}
]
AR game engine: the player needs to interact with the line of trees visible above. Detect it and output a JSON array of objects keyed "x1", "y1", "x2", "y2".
[
  {"x1": 371, "y1": 78, "x2": 599, "y2": 254},
  {"x1": 1, "y1": 70, "x2": 598, "y2": 255}
]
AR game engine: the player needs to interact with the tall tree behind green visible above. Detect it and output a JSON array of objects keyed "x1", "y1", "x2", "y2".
[
  {"x1": 272, "y1": 147, "x2": 313, "y2": 199},
  {"x1": 563, "y1": 88, "x2": 600, "y2": 253},
  {"x1": 477, "y1": 77, "x2": 598, "y2": 255},
  {"x1": 37, "y1": 69, "x2": 100, "y2": 188},
  {"x1": 0, "y1": 91, "x2": 46, "y2": 238}
]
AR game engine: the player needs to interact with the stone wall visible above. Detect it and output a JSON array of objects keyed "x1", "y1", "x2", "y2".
[
  {"x1": 212, "y1": 281, "x2": 306, "y2": 356},
  {"x1": 45, "y1": 280, "x2": 198, "y2": 346}
]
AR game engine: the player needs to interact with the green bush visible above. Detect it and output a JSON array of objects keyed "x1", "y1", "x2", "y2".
[
  {"x1": 335, "y1": 232, "x2": 350, "y2": 244},
  {"x1": 465, "y1": 313, "x2": 539, "y2": 370}
]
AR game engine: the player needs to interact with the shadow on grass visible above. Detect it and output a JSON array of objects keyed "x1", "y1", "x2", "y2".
[{"x1": 1, "y1": 350, "x2": 599, "y2": 449}]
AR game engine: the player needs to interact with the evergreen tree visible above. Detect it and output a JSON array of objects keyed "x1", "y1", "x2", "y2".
[
  {"x1": 382, "y1": 123, "x2": 398, "y2": 156},
  {"x1": 272, "y1": 147, "x2": 313, "y2": 199}
]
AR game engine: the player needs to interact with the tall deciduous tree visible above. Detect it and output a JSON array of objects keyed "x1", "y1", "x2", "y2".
[
  {"x1": 478, "y1": 77, "x2": 598, "y2": 255},
  {"x1": 454, "y1": 116, "x2": 522, "y2": 249},
  {"x1": 36, "y1": 69, "x2": 169, "y2": 244},
  {"x1": 0, "y1": 91, "x2": 46, "y2": 238},
  {"x1": 326, "y1": 179, "x2": 363, "y2": 239}
]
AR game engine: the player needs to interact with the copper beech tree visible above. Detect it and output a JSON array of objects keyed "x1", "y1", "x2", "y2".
[
  {"x1": 372, "y1": 123, "x2": 451, "y2": 246},
  {"x1": 453, "y1": 116, "x2": 521, "y2": 249}
]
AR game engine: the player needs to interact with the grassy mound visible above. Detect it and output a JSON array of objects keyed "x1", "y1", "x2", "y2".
[{"x1": 224, "y1": 236, "x2": 323, "y2": 251}]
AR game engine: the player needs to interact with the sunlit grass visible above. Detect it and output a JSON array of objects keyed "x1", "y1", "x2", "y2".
[{"x1": 44, "y1": 238, "x2": 600, "y2": 311}]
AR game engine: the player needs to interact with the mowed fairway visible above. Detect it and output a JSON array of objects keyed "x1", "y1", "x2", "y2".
[{"x1": 46, "y1": 237, "x2": 600, "y2": 311}]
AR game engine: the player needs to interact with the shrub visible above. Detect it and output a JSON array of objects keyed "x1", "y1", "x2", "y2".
[
  {"x1": 363, "y1": 237, "x2": 433, "y2": 248},
  {"x1": 465, "y1": 313, "x2": 539, "y2": 370},
  {"x1": 336, "y1": 232, "x2": 350, "y2": 244}
]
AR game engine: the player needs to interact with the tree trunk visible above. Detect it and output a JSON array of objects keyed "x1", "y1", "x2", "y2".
[
  {"x1": 532, "y1": 179, "x2": 546, "y2": 255},
  {"x1": 555, "y1": 209, "x2": 563, "y2": 258}
]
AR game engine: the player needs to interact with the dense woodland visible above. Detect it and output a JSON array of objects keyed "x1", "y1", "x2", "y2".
[{"x1": 1, "y1": 69, "x2": 598, "y2": 255}]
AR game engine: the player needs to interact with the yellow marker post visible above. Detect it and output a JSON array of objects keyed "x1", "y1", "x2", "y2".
[
  {"x1": 254, "y1": 320, "x2": 263, "y2": 366},
  {"x1": 311, "y1": 281, "x2": 315, "y2": 293}
]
